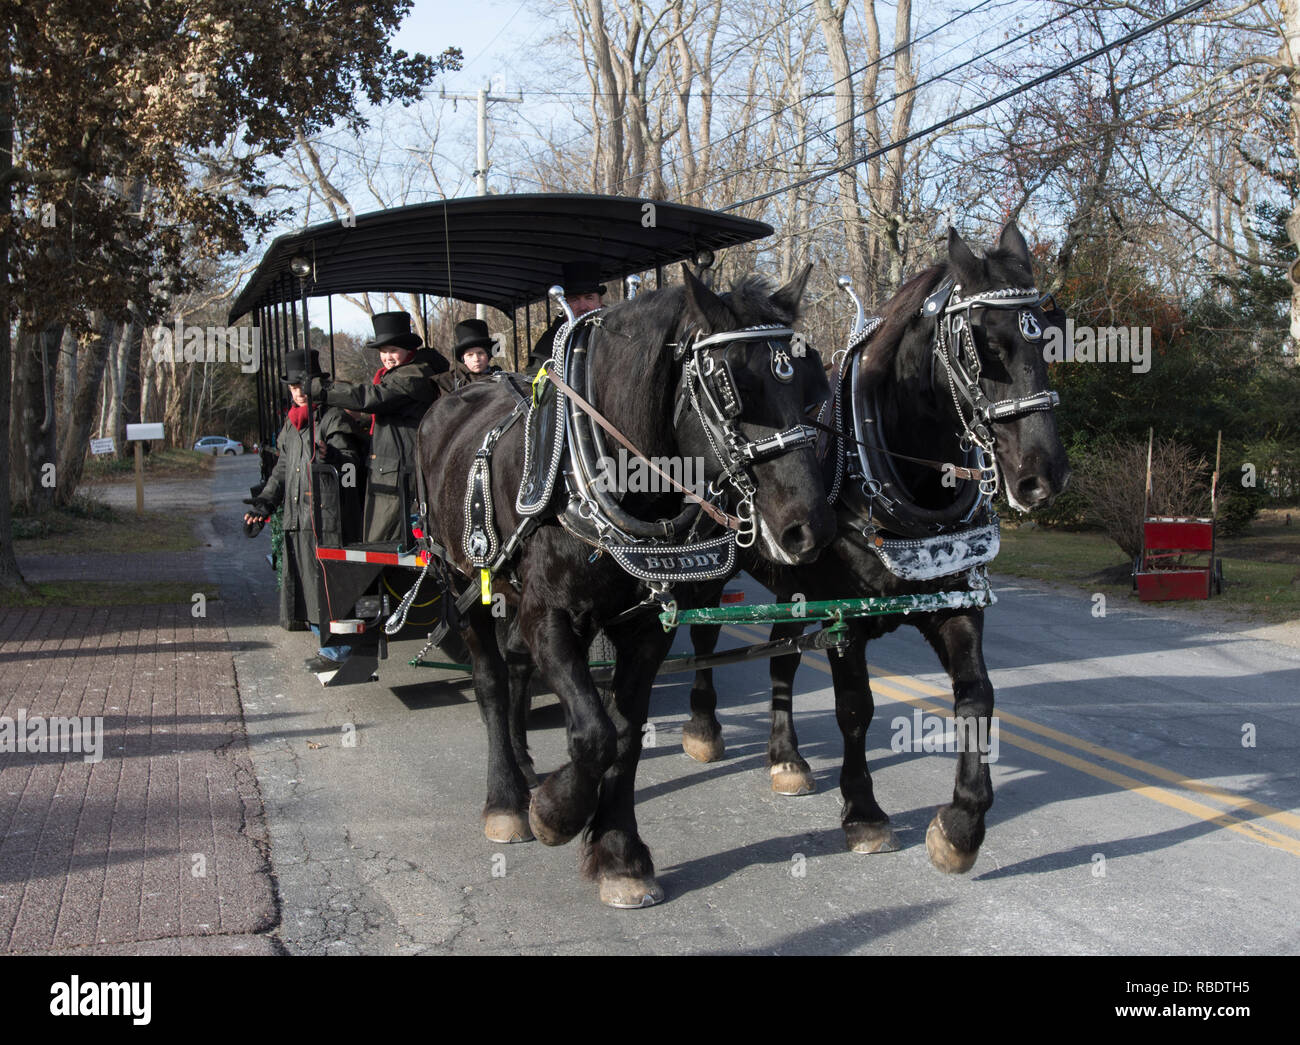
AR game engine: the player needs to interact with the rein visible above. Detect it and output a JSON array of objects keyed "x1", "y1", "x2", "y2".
[{"x1": 544, "y1": 365, "x2": 739, "y2": 532}]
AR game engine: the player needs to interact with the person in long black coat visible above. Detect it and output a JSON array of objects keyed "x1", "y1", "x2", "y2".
[
  {"x1": 311, "y1": 311, "x2": 446, "y2": 544},
  {"x1": 245, "y1": 349, "x2": 364, "y2": 665}
]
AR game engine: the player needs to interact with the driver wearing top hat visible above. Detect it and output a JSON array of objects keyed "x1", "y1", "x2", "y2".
[
  {"x1": 310, "y1": 311, "x2": 445, "y2": 543},
  {"x1": 525, "y1": 260, "x2": 606, "y2": 376}
]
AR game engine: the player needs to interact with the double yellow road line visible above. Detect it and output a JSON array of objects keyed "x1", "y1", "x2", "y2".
[{"x1": 721, "y1": 623, "x2": 1300, "y2": 860}]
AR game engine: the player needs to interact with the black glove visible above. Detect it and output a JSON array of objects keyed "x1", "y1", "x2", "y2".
[{"x1": 242, "y1": 497, "x2": 273, "y2": 538}]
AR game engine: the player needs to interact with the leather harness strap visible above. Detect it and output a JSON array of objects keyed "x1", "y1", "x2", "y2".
[{"x1": 543, "y1": 367, "x2": 741, "y2": 532}]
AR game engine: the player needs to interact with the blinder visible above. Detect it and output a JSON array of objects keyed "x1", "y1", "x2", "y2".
[{"x1": 678, "y1": 324, "x2": 821, "y2": 546}]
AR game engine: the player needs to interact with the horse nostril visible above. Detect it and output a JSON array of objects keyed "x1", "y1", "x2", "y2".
[
  {"x1": 1016, "y1": 475, "x2": 1050, "y2": 507},
  {"x1": 780, "y1": 523, "x2": 819, "y2": 557}
]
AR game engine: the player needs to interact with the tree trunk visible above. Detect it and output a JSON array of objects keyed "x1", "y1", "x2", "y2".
[
  {"x1": 0, "y1": 26, "x2": 25, "y2": 589},
  {"x1": 1284, "y1": 0, "x2": 1300, "y2": 342},
  {"x1": 9, "y1": 322, "x2": 59, "y2": 513},
  {"x1": 116, "y1": 321, "x2": 142, "y2": 453},
  {"x1": 55, "y1": 314, "x2": 119, "y2": 507},
  {"x1": 814, "y1": 0, "x2": 870, "y2": 290},
  {"x1": 58, "y1": 327, "x2": 77, "y2": 433}
]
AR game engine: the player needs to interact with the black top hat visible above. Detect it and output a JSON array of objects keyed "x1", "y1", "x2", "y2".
[
  {"x1": 281, "y1": 348, "x2": 329, "y2": 386},
  {"x1": 365, "y1": 311, "x2": 423, "y2": 351},
  {"x1": 452, "y1": 319, "x2": 495, "y2": 361},
  {"x1": 560, "y1": 261, "x2": 606, "y2": 297}
]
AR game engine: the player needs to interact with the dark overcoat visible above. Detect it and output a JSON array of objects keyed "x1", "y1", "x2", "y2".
[
  {"x1": 317, "y1": 356, "x2": 441, "y2": 543},
  {"x1": 257, "y1": 407, "x2": 363, "y2": 629}
]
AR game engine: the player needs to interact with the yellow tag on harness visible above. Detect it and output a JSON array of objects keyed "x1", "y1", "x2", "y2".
[
  {"x1": 531, "y1": 362, "x2": 550, "y2": 405},
  {"x1": 480, "y1": 569, "x2": 492, "y2": 605}
]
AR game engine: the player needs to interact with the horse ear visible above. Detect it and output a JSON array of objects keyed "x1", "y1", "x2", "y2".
[
  {"x1": 947, "y1": 226, "x2": 981, "y2": 282},
  {"x1": 997, "y1": 222, "x2": 1032, "y2": 267},
  {"x1": 770, "y1": 261, "x2": 814, "y2": 318},
  {"x1": 681, "y1": 263, "x2": 734, "y2": 332}
]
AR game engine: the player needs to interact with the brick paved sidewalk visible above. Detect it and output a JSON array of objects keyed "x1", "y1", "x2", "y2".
[
  {"x1": 2, "y1": 475, "x2": 280, "y2": 954},
  {"x1": 16, "y1": 553, "x2": 213, "y2": 584}
]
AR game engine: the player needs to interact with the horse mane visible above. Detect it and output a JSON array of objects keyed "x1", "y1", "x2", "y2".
[
  {"x1": 722, "y1": 273, "x2": 799, "y2": 325},
  {"x1": 861, "y1": 263, "x2": 948, "y2": 382},
  {"x1": 861, "y1": 239, "x2": 1034, "y2": 381}
]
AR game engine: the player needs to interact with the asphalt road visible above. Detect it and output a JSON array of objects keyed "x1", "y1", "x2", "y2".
[{"x1": 207, "y1": 457, "x2": 1300, "y2": 955}]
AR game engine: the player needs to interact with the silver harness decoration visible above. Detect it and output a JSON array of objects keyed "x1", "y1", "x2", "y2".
[
  {"x1": 931, "y1": 281, "x2": 1060, "y2": 502},
  {"x1": 679, "y1": 325, "x2": 819, "y2": 549},
  {"x1": 827, "y1": 275, "x2": 1061, "y2": 581},
  {"x1": 555, "y1": 315, "x2": 820, "y2": 585}
]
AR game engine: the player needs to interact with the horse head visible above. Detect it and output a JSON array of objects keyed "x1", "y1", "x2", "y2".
[
  {"x1": 942, "y1": 223, "x2": 1071, "y2": 511},
  {"x1": 673, "y1": 264, "x2": 835, "y2": 564}
]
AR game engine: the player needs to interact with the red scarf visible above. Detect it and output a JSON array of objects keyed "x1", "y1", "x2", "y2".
[
  {"x1": 370, "y1": 365, "x2": 387, "y2": 434},
  {"x1": 288, "y1": 403, "x2": 310, "y2": 430}
]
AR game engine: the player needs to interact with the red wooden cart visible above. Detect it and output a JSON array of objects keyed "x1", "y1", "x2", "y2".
[
  {"x1": 1132, "y1": 430, "x2": 1224, "y2": 602},
  {"x1": 1134, "y1": 516, "x2": 1222, "y2": 601}
]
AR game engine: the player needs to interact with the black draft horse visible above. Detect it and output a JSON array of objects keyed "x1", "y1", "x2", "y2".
[
  {"x1": 684, "y1": 225, "x2": 1070, "y2": 873},
  {"x1": 419, "y1": 268, "x2": 835, "y2": 907}
]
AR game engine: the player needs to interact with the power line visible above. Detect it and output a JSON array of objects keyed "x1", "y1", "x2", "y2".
[
  {"x1": 611, "y1": 0, "x2": 1001, "y2": 193},
  {"x1": 692, "y1": 0, "x2": 1070, "y2": 201},
  {"x1": 723, "y1": 0, "x2": 1217, "y2": 212}
]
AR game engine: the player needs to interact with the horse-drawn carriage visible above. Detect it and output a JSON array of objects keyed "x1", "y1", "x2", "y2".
[
  {"x1": 229, "y1": 193, "x2": 778, "y2": 680},
  {"x1": 231, "y1": 193, "x2": 1069, "y2": 906}
]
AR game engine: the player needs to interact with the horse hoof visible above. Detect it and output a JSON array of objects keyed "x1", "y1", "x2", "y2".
[
  {"x1": 845, "y1": 821, "x2": 899, "y2": 854},
  {"x1": 770, "y1": 762, "x2": 815, "y2": 796},
  {"x1": 527, "y1": 796, "x2": 577, "y2": 847},
  {"x1": 926, "y1": 814, "x2": 978, "y2": 874},
  {"x1": 483, "y1": 811, "x2": 533, "y2": 844},
  {"x1": 682, "y1": 729, "x2": 724, "y2": 763},
  {"x1": 599, "y1": 875, "x2": 664, "y2": 909}
]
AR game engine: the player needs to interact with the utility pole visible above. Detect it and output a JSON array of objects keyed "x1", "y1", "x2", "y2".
[{"x1": 443, "y1": 83, "x2": 523, "y2": 319}]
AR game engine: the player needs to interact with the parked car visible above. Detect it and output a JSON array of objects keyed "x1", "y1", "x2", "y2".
[{"x1": 194, "y1": 436, "x2": 245, "y2": 455}]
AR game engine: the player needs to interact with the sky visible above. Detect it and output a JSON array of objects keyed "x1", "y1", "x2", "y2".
[
  {"x1": 249, "y1": 0, "x2": 1073, "y2": 342},
  {"x1": 284, "y1": 0, "x2": 559, "y2": 340}
]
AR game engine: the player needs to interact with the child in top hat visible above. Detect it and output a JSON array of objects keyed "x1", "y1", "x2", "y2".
[{"x1": 437, "y1": 318, "x2": 504, "y2": 392}]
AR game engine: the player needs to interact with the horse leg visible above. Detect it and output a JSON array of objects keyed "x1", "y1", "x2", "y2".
[
  {"x1": 769, "y1": 619, "x2": 815, "y2": 795},
  {"x1": 522, "y1": 605, "x2": 617, "y2": 848},
  {"x1": 467, "y1": 608, "x2": 533, "y2": 844},
  {"x1": 500, "y1": 615, "x2": 538, "y2": 789},
  {"x1": 682, "y1": 622, "x2": 726, "y2": 762},
  {"x1": 581, "y1": 618, "x2": 675, "y2": 908},
  {"x1": 915, "y1": 610, "x2": 994, "y2": 874},
  {"x1": 830, "y1": 626, "x2": 898, "y2": 853}
]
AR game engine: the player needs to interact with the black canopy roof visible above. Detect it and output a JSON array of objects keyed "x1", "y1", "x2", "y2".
[{"x1": 228, "y1": 193, "x2": 772, "y2": 322}]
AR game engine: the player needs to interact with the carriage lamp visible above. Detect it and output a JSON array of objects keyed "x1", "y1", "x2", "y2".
[
  {"x1": 290, "y1": 255, "x2": 312, "y2": 353},
  {"x1": 693, "y1": 249, "x2": 715, "y2": 270}
]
